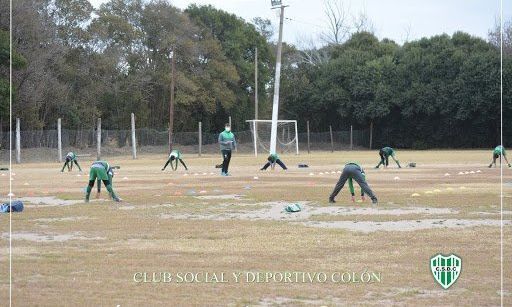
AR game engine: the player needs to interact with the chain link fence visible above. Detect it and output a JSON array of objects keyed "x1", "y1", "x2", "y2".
[{"x1": 0, "y1": 127, "x2": 369, "y2": 163}]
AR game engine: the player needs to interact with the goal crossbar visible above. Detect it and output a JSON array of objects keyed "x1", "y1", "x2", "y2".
[{"x1": 246, "y1": 120, "x2": 299, "y2": 156}]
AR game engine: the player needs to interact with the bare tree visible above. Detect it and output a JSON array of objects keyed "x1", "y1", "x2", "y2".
[
  {"x1": 488, "y1": 16, "x2": 512, "y2": 55},
  {"x1": 352, "y1": 10, "x2": 375, "y2": 34},
  {"x1": 321, "y1": 0, "x2": 375, "y2": 45},
  {"x1": 295, "y1": 34, "x2": 330, "y2": 66},
  {"x1": 401, "y1": 23, "x2": 412, "y2": 44},
  {"x1": 321, "y1": 0, "x2": 351, "y2": 45},
  {"x1": 253, "y1": 17, "x2": 274, "y2": 41}
]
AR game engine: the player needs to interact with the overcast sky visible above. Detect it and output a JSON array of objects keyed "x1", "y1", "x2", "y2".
[{"x1": 89, "y1": 0, "x2": 511, "y2": 46}]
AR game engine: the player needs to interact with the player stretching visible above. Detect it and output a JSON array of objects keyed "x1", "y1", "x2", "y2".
[
  {"x1": 329, "y1": 162, "x2": 378, "y2": 204},
  {"x1": 85, "y1": 161, "x2": 121, "y2": 202},
  {"x1": 260, "y1": 153, "x2": 288, "y2": 171},
  {"x1": 162, "y1": 149, "x2": 188, "y2": 171},
  {"x1": 375, "y1": 147, "x2": 401, "y2": 168},
  {"x1": 61, "y1": 152, "x2": 82, "y2": 172},
  {"x1": 218, "y1": 123, "x2": 236, "y2": 176},
  {"x1": 489, "y1": 145, "x2": 511, "y2": 168}
]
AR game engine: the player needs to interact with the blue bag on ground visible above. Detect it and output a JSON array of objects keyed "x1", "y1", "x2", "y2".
[{"x1": 1, "y1": 201, "x2": 24, "y2": 213}]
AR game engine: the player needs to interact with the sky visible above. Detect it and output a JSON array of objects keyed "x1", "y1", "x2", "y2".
[{"x1": 89, "y1": 0, "x2": 511, "y2": 46}]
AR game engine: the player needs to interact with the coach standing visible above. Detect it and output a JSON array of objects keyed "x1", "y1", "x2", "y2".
[{"x1": 218, "y1": 123, "x2": 236, "y2": 176}]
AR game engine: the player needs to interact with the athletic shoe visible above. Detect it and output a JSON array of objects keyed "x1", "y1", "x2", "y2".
[
  {"x1": 374, "y1": 166, "x2": 379, "y2": 169},
  {"x1": 488, "y1": 164, "x2": 492, "y2": 168},
  {"x1": 85, "y1": 196, "x2": 90, "y2": 203},
  {"x1": 221, "y1": 172, "x2": 226, "y2": 176},
  {"x1": 328, "y1": 198, "x2": 336, "y2": 203},
  {"x1": 372, "y1": 198, "x2": 378, "y2": 205},
  {"x1": 113, "y1": 196, "x2": 122, "y2": 202}
]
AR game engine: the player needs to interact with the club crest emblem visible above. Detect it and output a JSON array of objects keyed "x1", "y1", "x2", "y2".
[{"x1": 430, "y1": 254, "x2": 462, "y2": 289}]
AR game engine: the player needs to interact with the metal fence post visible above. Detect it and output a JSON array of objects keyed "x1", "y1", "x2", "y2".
[
  {"x1": 131, "y1": 113, "x2": 137, "y2": 159},
  {"x1": 96, "y1": 118, "x2": 101, "y2": 160},
  {"x1": 306, "y1": 120, "x2": 310, "y2": 154},
  {"x1": 58, "y1": 118, "x2": 62, "y2": 162},
  {"x1": 198, "y1": 122, "x2": 202, "y2": 157},
  {"x1": 16, "y1": 118, "x2": 21, "y2": 164}
]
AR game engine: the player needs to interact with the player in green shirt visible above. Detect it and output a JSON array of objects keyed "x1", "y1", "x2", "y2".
[
  {"x1": 162, "y1": 149, "x2": 188, "y2": 171},
  {"x1": 61, "y1": 152, "x2": 82, "y2": 172},
  {"x1": 375, "y1": 147, "x2": 401, "y2": 168},
  {"x1": 329, "y1": 162, "x2": 378, "y2": 204},
  {"x1": 260, "y1": 153, "x2": 288, "y2": 170},
  {"x1": 85, "y1": 161, "x2": 121, "y2": 202},
  {"x1": 489, "y1": 145, "x2": 511, "y2": 168},
  {"x1": 218, "y1": 123, "x2": 236, "y2": 176}
]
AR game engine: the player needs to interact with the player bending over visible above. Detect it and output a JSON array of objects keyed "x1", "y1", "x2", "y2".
[
  {"x1": 260, "y1": 153, "x2": 288, "y2": 171},
  {"x1": 329, "y1": 162, "x2": 378, "y2": 204},
  {"x1": 61, "y1": 152, "x2": 82, "y2": 172},
  {"x1": 85, "y1": 161, "x2": 121, "y2": 202},
  {"x1": 375, "y1": 147, "x2": 401, "y2": 168},
  {"x1": 162, "y1": 149, "x2": 188, "y2": 171},
  {"x1": 489, "y1": 145, "x2": 511, "y2": 168}
]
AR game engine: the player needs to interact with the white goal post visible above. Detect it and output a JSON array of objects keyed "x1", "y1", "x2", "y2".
[{"x1": 246, "y1": 119, "x2": 299, "y2": 156}]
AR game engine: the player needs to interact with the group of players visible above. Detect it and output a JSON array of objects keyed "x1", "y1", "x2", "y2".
[{"x1": 60, "y1": 123, "x2": 510, "y2": 205}]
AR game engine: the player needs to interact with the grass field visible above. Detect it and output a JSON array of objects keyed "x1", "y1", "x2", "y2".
[{"x1": 0, "y1": 150, "x2": 511, "y2": 306}]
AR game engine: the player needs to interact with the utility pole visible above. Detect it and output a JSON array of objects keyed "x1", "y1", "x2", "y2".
[
  {"x1": 255, "y1": 47, "x2": 258, "y2": 121},
  {"x1": 254, "y1": 47, "x2": 259, "y2": 157},
  {"x1": 168, "y1": 49, "x2": 175, "y2": 154},
  {"x1": 269, "y1": 0, "x2": 287, "y2": 155}
]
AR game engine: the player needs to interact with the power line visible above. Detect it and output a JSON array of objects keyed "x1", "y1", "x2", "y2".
[{"x1": 284, "y1": 17, "x2": 324, "y2": 29}]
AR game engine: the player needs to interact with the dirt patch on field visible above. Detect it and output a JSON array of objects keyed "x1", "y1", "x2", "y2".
[
  {"x1": 194, "y1": 194, "x2": 245, "y2": 200},
  {"x1": 1, "y1": 232, "x2": 106, "y2": 242},
  {"x1": 159, "y1": 202, "x2": 458, "y2": 222},
  {"x1": 0, "y1": 196, "x2": 112, "y2": 207},
  {"x1": 33, "y1": 216, "x2": 92, "y2": 223},
  {"x1": 299, "y1": 219, "x2": 511, "y2": 232}
]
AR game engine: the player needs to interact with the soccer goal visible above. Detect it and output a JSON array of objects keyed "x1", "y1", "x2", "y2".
[{"x1": 246, "y1": 120, "x2": 299, "y2": 156}]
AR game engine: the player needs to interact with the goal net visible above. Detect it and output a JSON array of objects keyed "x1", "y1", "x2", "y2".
[{"x1": 246, "y1": 120, "x2": 299, "y2": 156}]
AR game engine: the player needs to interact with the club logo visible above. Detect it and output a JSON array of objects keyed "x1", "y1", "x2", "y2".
[{"x1": 430, "y1": 254, "x2": 462, "y2": 289}]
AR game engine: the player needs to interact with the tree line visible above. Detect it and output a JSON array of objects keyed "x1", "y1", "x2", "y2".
[{"x1": 0, "y1": 0, "x2": 510, "y2": 148}]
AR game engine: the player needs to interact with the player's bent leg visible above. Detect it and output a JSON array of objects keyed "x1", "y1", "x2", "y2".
[
  {"x1": 352, "y1": 174, "x2": 378, "y2": 204},
  {"x1": 162, "y1": 159, "x2": 170, "y2": 171},
  {"x1": 329, "y1": 169, "x2": 350, "y2": 203},
  {"x1": 276, "y1": 159, "x2": 288, "y2": 170},
  {"x1": 261, "y1": 162, "x2": 271, "y2": 170},
  {"x1": 103, "y1": 179, "x2": 121, "y2": 202},
  {"x1": 85, "y1": 180, "x2": 95, "y2": 202},
  {"x1": 74, "y1": 160, "x2": 82, "y2": 172},
  {"x1": 179, "y1": 159, "x2": 188, "y2": 170}
]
